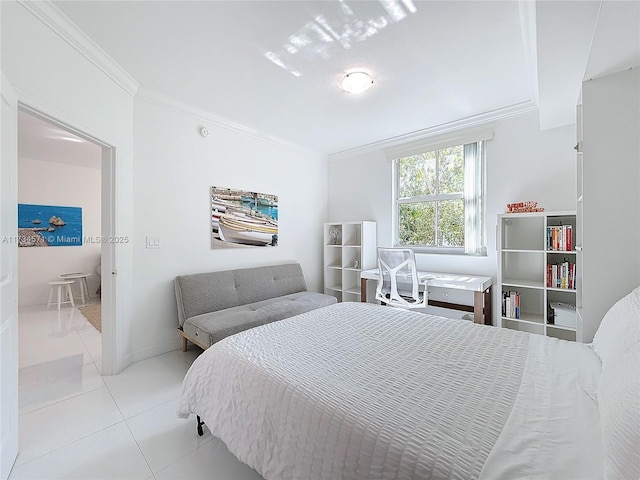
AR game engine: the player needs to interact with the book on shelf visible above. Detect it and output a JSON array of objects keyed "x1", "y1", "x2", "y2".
[
  {"x1": 502, "y1": 290, "x2": 520, "y2": 319},
  {"x1": 546, "y1": 259, "x2": 576, "y2": 289},
  {"x1": 546, "y1": 225, "x2": 573, "y2": 251}
]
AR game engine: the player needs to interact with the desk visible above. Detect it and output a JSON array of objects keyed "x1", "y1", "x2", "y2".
[{"x1": 360, "y1": 269, "x2": 493, "y2": 325}]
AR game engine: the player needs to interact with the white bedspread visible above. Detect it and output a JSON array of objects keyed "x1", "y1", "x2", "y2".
[
  {"x1": 481, "y1": 333, "x2": 603, "y2": 479},
  {"x1": 177, "y1": 302, "x2": 602, "y2": 480}
]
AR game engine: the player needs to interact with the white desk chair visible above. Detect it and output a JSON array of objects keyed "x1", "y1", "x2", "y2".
[{"x1": 375, "y1": 248, "x2": 429, "y2": 308}]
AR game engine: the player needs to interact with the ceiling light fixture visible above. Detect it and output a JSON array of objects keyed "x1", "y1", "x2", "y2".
[{"x1": 340, "y1": 72, "x2": 374, "y2": 94}]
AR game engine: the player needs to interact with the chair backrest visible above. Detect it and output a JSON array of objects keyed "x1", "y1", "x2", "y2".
[{"x1": 375, "y1": 247, "x2": 427, "y2": 308}]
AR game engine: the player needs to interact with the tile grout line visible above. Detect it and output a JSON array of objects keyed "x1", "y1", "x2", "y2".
[
  {"x1": 102, "y1": 373, "x2": 127, "y2": 421},
  {"x1": 121, "y1": 419, "x2": 155, "y2": 478},
  {"x1": 15, "y1": 305, "x2": 210, "y2": 480},
  {"x1": 120, "y1": 393, "x2": 213, "y2": 476},
  {"x1": 15, "y1": 305, "x2": 115, "y2": 470},
  {"x1": 18, "y1": 305, "x2": 106, "y2": 415},
  {"x1": 18, "y1": 378, "x2": 106, "y2": 416},
  {"x1": 151, "y1": 429, "x2": 215, "y2": 479},
  {"x1": 14, "y1": 417, "x2": 126, "y2": 469},
  {"x1": 122, "y1": 391, "x2": 203, "y2": 478},
  {"x1": 72, "y1": 304, "x2": 103, "y2": 370}
]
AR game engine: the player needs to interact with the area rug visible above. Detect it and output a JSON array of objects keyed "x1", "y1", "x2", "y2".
[{"x1": 79, "y1": 303, "x2": 101, "y2": 332}]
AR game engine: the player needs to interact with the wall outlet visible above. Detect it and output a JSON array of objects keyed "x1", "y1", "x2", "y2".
[{"x1": 146, "y1": 236, "x2": 160, "y2": 249}]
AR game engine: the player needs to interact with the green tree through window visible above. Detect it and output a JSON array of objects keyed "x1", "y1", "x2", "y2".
[{"x1": 394, "y1": 141, "x2": 485, "y2": 254}]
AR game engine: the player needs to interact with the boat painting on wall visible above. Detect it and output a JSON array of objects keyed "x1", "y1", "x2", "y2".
[
  {"x1": 211, "y1": 186, "x2": 278, "y2": 248},
  {"x1": 17, "y1": 203, "x2": 82, "y2": 247}
]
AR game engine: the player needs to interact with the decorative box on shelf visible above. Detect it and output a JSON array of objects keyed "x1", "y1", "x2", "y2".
[
  {"x1": 506, "y1": 201, "x2": 545, "y2": 214},
  {"x1": 549, "y1": 302, "x2": 577, "y2": 329}
]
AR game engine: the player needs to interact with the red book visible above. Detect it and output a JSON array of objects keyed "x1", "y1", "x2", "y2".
[{"x1": 569, "y1": 263, "x2": 574, "y2": 289}]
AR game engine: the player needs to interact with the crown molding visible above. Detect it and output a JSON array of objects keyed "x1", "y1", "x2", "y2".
[
  {"x1": 135, "y1": 88, "x2": 325, "y2": 157},
  {"x1": 328, "y1": 101, "x2": 538, "y2": 161},
  {"x1": 18, "y1": 0, "x2": 139, "y2": 96},
  {"x1": 17, "y1": 1, "x2": 320, "y2": 156},
  {"x1": 518, "y1": 0, "x2": 539, "y2": 106}
]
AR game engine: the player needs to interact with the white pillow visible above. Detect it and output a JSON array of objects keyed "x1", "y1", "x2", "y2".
[
  {"x1": 593, "y1": 286, "x2": 640, "y2": 479},
  {"x1": 592, "y1": 286, "x2": 640, "y2": 363}
]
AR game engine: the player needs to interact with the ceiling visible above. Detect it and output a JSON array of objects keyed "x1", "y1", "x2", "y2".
[
  {"x1": 536, "y1": 0, "x2": 640, "y2": 130},
  {"x1": 18, "y1": 110, "x2": 102, "y2": 169},
  {"x1": 53, "y1": 0, "x2": 537, "y2": 155},
  {"x1": 20, "y1": 1, "x2": 640, "y2": 159}
]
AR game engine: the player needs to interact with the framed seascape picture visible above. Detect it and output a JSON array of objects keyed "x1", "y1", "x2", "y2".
[
  {"x1": 18, "y1": 203, "x2": 83, "y2": 247},
  {"x1": 211, "y1": 186, "x2": 278, "y2": 249}
]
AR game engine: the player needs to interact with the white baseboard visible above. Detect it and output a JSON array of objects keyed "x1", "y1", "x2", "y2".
[{"x1": 127, "y1": 338, "x2": 184, "y2": 366}]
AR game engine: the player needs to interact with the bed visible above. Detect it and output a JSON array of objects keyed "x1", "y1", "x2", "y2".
[{"x1": 177, "y1": 288, "x2": 640, "y2": 480}]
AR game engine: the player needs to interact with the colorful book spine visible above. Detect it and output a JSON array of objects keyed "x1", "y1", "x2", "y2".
[
  {"x1": 546, "y1": 225, "x2": 574, "y2": 251},
  {"x1": 546, "y1": 261, "x2": 577, "y2": 289},
  {"x1": 502, "y1": 291, "x2": 521, "y2": 319}
]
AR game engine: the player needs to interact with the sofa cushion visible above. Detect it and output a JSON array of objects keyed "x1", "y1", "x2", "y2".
[
  {"x1": 175, "y1": 263, "x2": 308, "y2": 326},
  {"x1": 183, "y1": 292, "x2": 337, "y2": 347}
]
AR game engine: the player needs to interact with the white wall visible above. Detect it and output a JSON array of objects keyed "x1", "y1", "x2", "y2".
[
  {"x1": 0, "y1": 1, "x2": 577, "y2": 366},
  {"x1": 328, "y1": 111, "x2": 576, "y2": 318},
  {"x1": 18, "y1": 157, "x2": 101, "y2": 306},
  {"x1": 2, "y1": 2, "x2": 329, "y2": 368},
  {"x1": 2, "y1": 1, "x2": 135, "y2": 374},
  {"x1": 130, "y1": 98, "x2": 328, "y2": 358}
]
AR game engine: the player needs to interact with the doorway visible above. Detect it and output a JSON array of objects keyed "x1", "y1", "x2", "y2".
[{"x1": 16, "y1": 105, "x2": 116, "y2": 397}]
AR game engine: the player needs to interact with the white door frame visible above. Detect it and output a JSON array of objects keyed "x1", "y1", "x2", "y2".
[
  {"x1": 17, "y1": 103, "x2": 119, "y2": 375},
  {"x1": 1, "y1": 73, "x2": 19, "y2": 480}
]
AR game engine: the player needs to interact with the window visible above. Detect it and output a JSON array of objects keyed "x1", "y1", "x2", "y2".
[{"x1": 393, "y1": 140, "x2": 486, "y2": 255}]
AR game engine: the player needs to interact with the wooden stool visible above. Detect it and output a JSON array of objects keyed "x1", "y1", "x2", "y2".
[
  {"x1": 59, "y1": 273, "x2": 92, "y2": 305},
  {"x1": 47, "y1": 280, "x2": 75, "y2": 310}
]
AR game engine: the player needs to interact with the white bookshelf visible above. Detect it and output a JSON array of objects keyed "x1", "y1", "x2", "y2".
[
  {"x1": 323, "y1": 221, "x2": 376, "y2": 303},
  {"x1": 497, "y1": 211, "x2": 579, "y2": 341}
]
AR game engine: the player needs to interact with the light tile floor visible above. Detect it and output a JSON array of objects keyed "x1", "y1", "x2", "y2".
[{"x1": 10, "y1": 304, "x2": 263, "y2": 480}]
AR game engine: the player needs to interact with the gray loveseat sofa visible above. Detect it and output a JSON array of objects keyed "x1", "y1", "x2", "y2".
[{"x1": 174, "y1": 262, "x2": 337, "y2": 350}]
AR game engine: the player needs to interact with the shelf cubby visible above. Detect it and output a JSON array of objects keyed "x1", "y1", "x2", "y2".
[
  {"x1": 342, "y1": 269, "x2": 361, "y2": 295},
  {"x1": 547, "y1": 325, "x2": 576, "y2": 342},
  {"x1": 501, "y1": 286, "x2": 544, "y2": 322},
  {"x1": 501, "y1": 215, "x2": 545, "y2": 251},
  {"x1": 324, "y1": 224, "x2": 343, "y2": 246},
  {"x1": 502, "y1": 318, "x2": 544, "y2": 335},
  {"x1": 501, "y1": 250, "x2": 544, "y2": 286},
  {"x1": 324, "y1": 246, "x2": 342, "y2": 268},
  {"x1": 342, "y1": 246, "x2": 362, "y2": 269}
]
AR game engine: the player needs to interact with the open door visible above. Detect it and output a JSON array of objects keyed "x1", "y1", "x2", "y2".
[{"x1": 0, "y1": 74, "x2": 19, "y2": 479}]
